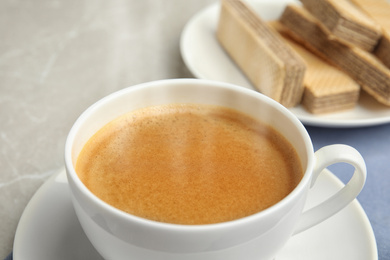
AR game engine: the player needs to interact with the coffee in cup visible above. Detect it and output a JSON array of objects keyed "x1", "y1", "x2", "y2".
[
  {"x1": 75, "y1": 103, "x2": 303, "y2": 225},
  {"x1": 65, "y1": 79, "x2": 366, "y2": 260}
]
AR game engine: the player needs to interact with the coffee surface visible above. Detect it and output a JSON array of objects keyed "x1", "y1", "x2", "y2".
[{"x1": 76, "y1": 104, "x2": 302, "y2": 225}]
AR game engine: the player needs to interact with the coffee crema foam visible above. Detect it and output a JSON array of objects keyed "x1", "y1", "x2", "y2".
[{"x1": 75, "y1": 104, "x2": 303, "y2": 225}]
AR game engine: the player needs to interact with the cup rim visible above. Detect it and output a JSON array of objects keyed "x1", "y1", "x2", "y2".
[{"x1": 64, "y1": 78, "x2": 314, "y2": 231}]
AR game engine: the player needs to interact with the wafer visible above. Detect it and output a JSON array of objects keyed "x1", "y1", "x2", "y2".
[
  {"x1": 271, "y1": 21, "x2": 360, "y2": 114},
  {"x1": 300, "y1": 0, "x2": 382, "y2": 52},
  {"x1": 216, "y1": 0, "x2": 306, "y2": 107},
  {"x1": 350, "y1": 0, "x2": 390, "y2": 68},
  {"x1": 279, "y1": 4, "x2": 390, "y2": 106}
]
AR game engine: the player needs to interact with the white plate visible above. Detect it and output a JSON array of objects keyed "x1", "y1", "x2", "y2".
[
  {"x1": 180, "y1": 0, "x2": 390, "y2": 128},
  {"x1": 13, "y1": 169, "x2": 377, "y2": 260}
]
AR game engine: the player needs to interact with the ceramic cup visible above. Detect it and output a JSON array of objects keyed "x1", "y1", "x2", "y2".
[{"x1": 65, "y1": 79, "x2": 366, "y2": 260}]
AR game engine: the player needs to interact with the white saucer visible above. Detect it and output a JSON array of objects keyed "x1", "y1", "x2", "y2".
[
  {"x1": 180, "y1": 0, "x2": 390, "y2": 128},
  {"x1": 13, "y1": 169, "x2": 377, "y2": 260}
]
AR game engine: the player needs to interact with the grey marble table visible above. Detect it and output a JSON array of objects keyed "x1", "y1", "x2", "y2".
[{"x1": 0, "y1": 0, "x2": 388, "y2": 259}]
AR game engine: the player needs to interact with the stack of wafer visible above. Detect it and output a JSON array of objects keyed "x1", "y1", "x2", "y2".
[
  {"x1": 271, "y1": 22, "x2": 360, "y2": 114},
  {"x1": 300, "y1": 0, "x2": 382, "y2": 52},
  {"x1": 216, "y1": 0, "x2": 306, "y2": 108},
  {"x1": 279, "y1": 4, "x2": 390, "y2": 106},
  {"x1": 350, "y1": 0, "x2": 390, "y2": 68}
]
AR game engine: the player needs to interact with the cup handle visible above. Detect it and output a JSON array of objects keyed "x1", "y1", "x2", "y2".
[{"x1": 293, "y1": 144, "x2": 366, "y2": 235}]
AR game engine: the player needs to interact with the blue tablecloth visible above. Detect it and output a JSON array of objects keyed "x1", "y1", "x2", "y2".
[{"x1": 306, "y1": 123, "x2": 390, "y2": 260}]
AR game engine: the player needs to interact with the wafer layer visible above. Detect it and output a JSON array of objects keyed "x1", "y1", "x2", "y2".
[
  {"x1": 350, "y1": 0, "x2": 390, "y2": 68},
  {"x1": 300, "y1": 0, "x2": 382, "y2": 51},
  {"x1": 279, "y1": 4, "x2": 390, "y2": 106},
  {"x1": 376, "y1": 32, "x2": 390, "y2": 69},
  {"x1": 216, "y1": 0, "x2": 306, "y2": 107},
  {"x1": 271, "y1": 22, "x2": 360, "y2": 114}
]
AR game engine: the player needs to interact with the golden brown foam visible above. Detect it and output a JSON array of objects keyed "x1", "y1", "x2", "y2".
[{"x1": 76, "y1": 104, "x2": 302, "y2": 225}]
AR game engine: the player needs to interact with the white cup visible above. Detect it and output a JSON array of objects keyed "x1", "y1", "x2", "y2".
[{"x1": 65, "y1": 79, "x2": 366, "y2": 260}]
